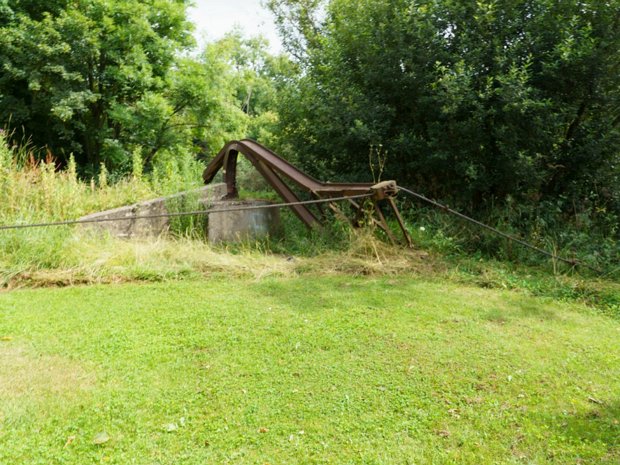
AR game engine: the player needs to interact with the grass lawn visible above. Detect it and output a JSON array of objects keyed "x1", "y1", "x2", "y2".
[{"x1": 0, "y1": 276, "x2": 618, "y2": 464}]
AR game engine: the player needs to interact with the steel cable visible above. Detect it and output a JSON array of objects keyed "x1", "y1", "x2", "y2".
[
  {"x1": 0, "y1": 193, "x2": 373, "y2": 232},
  {"x1": 0, "y1": 185, "x2": 605, "y2": 275},
  {"x1": 397, "y1": 186, "x2": 602, "y2": 274}
]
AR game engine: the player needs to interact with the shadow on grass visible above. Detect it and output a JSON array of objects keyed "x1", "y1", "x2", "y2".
[
  {"x1": 483, "y1": 302, "x2": 559, "y2": 324},
  {"x1": 549, "y1": 400, "x2": 620, "y2": 459}
]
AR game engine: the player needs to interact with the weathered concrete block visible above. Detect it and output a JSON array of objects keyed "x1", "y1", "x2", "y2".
[
  {"x1": 78, "y1": 183, "x2": 226, "y2": 238},
  {"x1": 206, "y1": 200, "x2": 281, "y2": 244}
]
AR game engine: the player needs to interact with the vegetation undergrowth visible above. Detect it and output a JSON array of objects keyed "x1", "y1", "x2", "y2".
[
  {"x1": 1, "y1": 224, "x2": 617, "y2": 321},
  {"x1": 0, "y1": 130, "x2": 206, "y2": 224},
  {"x1": 0, "y1": 132, "x2": 617, "y2": 319},
  {"x1": 399, "y1": 198, "x2": 619, "y2": 277}
]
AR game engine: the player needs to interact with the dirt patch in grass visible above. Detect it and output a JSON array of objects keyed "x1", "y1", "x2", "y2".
[{"x1": 0, "y1": 345, "x2": 95, "y2": 400}]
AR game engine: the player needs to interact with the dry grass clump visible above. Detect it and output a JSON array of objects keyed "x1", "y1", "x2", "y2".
[
  {"x1": 0, "y1": 345, "x2": 95, "y2": 400},
  {"x1": 295, "y1": 231, "x2": 437, "y2": 276},
  {"x1": 1, "y1": 231, "x2": 435, "y2": 289}
]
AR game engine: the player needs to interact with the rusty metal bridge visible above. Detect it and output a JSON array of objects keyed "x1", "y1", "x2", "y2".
[{"x1": 202, "y1": 139, "x2": 413, "y2": 246}]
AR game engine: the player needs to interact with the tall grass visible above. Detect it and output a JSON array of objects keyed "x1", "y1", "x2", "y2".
[
  {"x1": 0, "y1": 131, "x2": 208, "y2": 280},
  {"x1": 0, "y1": 131, "x2": 206, "y2": 224},
  {"x1": 0, "y1": 133, "x2": 402, "y2": 286}
]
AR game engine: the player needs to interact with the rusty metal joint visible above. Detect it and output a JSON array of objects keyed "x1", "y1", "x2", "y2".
[{"x1": 370, "y1": 180, "x2": 398, "y2": 201}]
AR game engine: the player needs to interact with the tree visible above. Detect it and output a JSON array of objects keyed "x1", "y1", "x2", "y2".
[
  {"x1": 169, "y1": 32, "x2": 296, "y2": 156},
  {"x1": 268, "y1": 0, "x2": 620, "y2": 218},
  {"x1": 0, "y1": 2, "x2": 289, "y2": 175},
  {"x1": 0, "y1": 0, "x2": 193, "y2": 171}
]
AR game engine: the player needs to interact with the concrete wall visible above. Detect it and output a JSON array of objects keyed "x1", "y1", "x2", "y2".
[
  {"x1": 207, "y1": 200, "x2": 282, "y2": 244},
  {"x1": 78, "y1": 183, "x2": 227, "y2": 238}
]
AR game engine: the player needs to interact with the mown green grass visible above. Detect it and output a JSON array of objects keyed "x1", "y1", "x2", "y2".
[{"x1": 0, "y1": 276, "x2": 618, "y2": 465}]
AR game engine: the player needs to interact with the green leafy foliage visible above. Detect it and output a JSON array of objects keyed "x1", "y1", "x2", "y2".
[
  {"x1": 269, "y1": 0, "x2": 620, "y2": 236},
  {"x1": 0, "y1": 1, "x2": 286, "y2": 175},
  {"x1": 0, "y1": 0, "x2": 194, "y2": 170}
]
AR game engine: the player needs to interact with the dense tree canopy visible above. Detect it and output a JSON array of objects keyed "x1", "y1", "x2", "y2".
[
  {"x1": 0, "y1": 0, "x2": 284, "y2": 174},
  {"x1": 0, "y1": 0, "x2": 194, "y2": 170},
  {"x1": 269, "y1": 0, "x2": 620, "y2": 218}
]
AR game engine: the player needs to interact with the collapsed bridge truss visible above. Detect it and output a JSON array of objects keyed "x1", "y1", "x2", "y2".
[{"x1": 203, "y1": 139, "x2": 412, "y2": 246}]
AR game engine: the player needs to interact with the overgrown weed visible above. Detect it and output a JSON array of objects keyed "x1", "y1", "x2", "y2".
[
  {"x1": 400, "y1": 198, "x2": 619, "y2": 277},
  {"x1": 0, "y1": 133, "x2": 617, "y2": 317},
  {"x1": 0, "y1": 130, "x2": 203, "y2": 225}
]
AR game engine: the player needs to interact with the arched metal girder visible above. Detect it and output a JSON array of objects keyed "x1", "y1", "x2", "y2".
[{"x1": 203, "y1": 139, "x2": 413, "y2": 246}]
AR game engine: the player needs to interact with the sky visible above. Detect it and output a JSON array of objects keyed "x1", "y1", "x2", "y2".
[{"x1": 188, "y1": 0, "x2": 283, "y2": 53}]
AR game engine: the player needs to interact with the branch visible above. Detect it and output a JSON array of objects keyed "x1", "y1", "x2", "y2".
[{"x1": 564, "y1": 100, "x2": 588, "y2": 142}]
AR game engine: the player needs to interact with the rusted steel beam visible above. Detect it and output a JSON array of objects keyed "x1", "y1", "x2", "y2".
[
  {"x1": 223, "y1": 149, "x2": 239, "y2": 198},
  {"x1": 348, "y1": 197, "x2": 402, "y2": 242},
  {"x1": 387, "y1": 197, "x2": 413, "y2": 247},
  {"x1": 204, "y1": 140, "x2": 376, "y2": 196},
  {"x1": 202, "y1": 148, "x2": 225, "y2": 184},
  {"x1": 203, "y1": 139, "x2": 412, "y2": 245},
  {"x1": 243, "y1": 151, "x2": 320, "y2": 227},
  {"x1": 373, "y1": 201, "x2": 397, "y2": 245}
]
